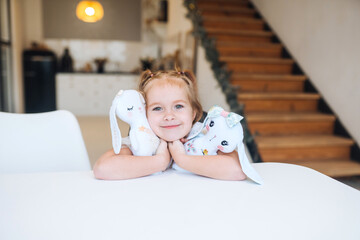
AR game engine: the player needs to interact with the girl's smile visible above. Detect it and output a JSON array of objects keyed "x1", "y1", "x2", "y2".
[{"x1": 161, "y1": 124, "x2": 181, "y2": 129}]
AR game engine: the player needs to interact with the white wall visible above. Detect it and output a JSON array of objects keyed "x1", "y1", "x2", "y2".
[
  {"x1": 196, "y1": 46, "x2": 229, "y2": 111},
  {"x1": 167, "y1": 0, "x2": 192, "y2": 38},
  {"x1": 252, "y1": 0, "x2": 360, "y2": 145},
  {"x1": 21, "y1": 0, "x2": 43, "y2": 49}
]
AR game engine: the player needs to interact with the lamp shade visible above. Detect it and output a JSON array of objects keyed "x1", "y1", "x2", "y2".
[{"x1": 76, "y1": 1, "x2": 104, "y2": 23}]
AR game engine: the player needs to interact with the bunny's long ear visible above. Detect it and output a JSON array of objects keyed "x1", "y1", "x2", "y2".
[
  {"x1": 237, "y1": 142, "x2": 264, "y2": 185},
  {"x1": 109, "y1": 90, "x2": 123, "y2": 154}
]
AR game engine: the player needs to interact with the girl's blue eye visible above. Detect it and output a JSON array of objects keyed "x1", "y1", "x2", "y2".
[
  {"x1": 153, "y1": 107, "x2": 162, "y2": 111},
  {"x1": 175, "y1": 104, "x2": 184, "y2": 109}
]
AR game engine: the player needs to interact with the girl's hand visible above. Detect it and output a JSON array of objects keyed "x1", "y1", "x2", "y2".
[
  {"x1": 168, "y1": 140, "x2": 186, "y2": 162},
  {"x1": 156, "y1": 139, "x2": 171, "y2": 170}
]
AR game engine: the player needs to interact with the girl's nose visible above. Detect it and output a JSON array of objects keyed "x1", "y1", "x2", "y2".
[{"x1": 164, "y1": 112, "x2": 175, "y2": 121}]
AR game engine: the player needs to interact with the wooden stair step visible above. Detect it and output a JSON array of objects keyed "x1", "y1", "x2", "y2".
[
  {"x1": 221, "y1": 56, "x2": 294, "y2": 64},
  {"x1": 197, "y1": 0, "x2": 250, "y2": 8},
  {"x1": 232, "y1": 74, "x2": 306, "y2": 92},
  {"x1": 293, "y1": 160, "x2": 360, "y2": 178},
  {"x1": 202, "y1": 16, "x2": 264, "y2": 24},
  {"x1": 239, "y1": 92, "x2": 320, "y2": 100},
  {"x1": 217, "y1": 42, "x2": 282, "y2": 58},
  {"x1": 217, "y1": 41, "x2": 281, "y2": 48},
  {"x1": 256, "y1": 135, "x2": 354, "y2": 148},
  {"x1": 238, "y1": 93, "x2": 320, "y2": 113},
  {"x1": 246, "y1": 112, "x2": 336, "y2": 122},
  {"x1": 206, "y1": 28, "x2": 273, "y2": 37},
  {"x1": 200, "y1": 6, "x2": 256, "y2": 18},
  {"x1": 256, "y1": 135, "x2": 354, "y2": 162},
  {"x1": 231, "y1": 74, "x2": 306, "y2": 81},
  {"x1": 246, "y1": 113, "x2": 336, "y2": 136},
  {"x1": 202, "y1": 17, "x2": 264, "y2": 31},
  {"x1": 207, "y1": 28, "x2": 273, "y2": 42},
  {"x1": 203, "y1": 22, "x2": 263, "y2": 31},
  {"x1": 223, "y1": 57, "x2": 294, "y2": 74}
]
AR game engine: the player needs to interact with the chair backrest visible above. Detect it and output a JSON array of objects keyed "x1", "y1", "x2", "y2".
[{"x1": 0, "y1": 110, "x2": 91, "y2": 174}]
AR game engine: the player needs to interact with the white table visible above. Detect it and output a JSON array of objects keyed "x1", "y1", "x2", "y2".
[{"x1": 1, "y1": 163, "x2": 360, "y2": 240}]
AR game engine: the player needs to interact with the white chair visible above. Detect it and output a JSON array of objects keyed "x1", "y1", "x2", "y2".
[{"x1": 0, "y1": 110, "x2": 91, "y2": 174}]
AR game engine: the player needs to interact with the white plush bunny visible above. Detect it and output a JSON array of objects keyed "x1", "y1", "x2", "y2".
[
  {"x1": 109, "y1": 89, "x2": 160, "y2": 156},
  {"x1": 181, "y1": 105, "x2": 264, "y2": 185}
]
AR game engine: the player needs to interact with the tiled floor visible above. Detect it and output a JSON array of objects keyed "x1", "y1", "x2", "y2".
[{"x1": 77, "y1": 116, "x2": 360, "y2": 191}]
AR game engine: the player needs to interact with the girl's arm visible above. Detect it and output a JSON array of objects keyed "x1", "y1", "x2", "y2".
[
  {"x1": 93, "y1": 140, "x2": 171, "y2": 180},
  {"x1": 169, "y1": 140, "x2": 246, "y2": 181}
]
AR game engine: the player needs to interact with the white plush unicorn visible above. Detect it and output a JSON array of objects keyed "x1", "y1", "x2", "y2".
[
  {"x1": 109, "y1": 89, "x2": 160, "y2": 156},
  {"x1": 179, "y1": 105, "x2": 264, "y2": 185}
]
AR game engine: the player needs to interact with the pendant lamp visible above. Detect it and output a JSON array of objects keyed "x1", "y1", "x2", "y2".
[{"x1": 76, "y1": 1, "x2": 104, "y2": 23}]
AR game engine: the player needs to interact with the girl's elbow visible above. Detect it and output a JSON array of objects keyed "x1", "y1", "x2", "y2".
[
  {"x1": 228, "y1": 168, "x2": 247, "y2": 181},
  {"x1": 93, "y1": 160, "x2": 113, "y2": 180},
  {"x1": 93, "y1": 164, "x2": 107, "y2": 180}
]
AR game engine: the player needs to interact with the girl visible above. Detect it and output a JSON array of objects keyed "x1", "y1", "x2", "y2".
[{"x1": 93, "y1": 70, "x2": 246, "y2": 181}]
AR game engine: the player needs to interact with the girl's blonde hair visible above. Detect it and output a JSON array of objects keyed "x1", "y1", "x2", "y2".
[{"x1": 138, "y1": 69, "x2": 203, "y2": 124}]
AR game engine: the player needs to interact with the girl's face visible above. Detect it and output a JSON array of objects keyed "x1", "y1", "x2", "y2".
[{"x1": 146, "y1": 83, "x2": 196, "y2": 142}]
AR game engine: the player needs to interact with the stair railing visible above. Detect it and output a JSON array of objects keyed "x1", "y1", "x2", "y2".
[{"x1": 183, "y1": 0, "x2": 262, "y2": 163}]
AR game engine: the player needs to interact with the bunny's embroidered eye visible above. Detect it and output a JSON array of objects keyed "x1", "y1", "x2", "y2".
[
  {"x1": 221, "y1": 140, "x2": 228, "y2": 146},
  {"x1": 209, "y1": 120, "x2": 215, "y2": 127},
  {"x1": 127, "y1": 106, "x2": 134, "y2": 111}
]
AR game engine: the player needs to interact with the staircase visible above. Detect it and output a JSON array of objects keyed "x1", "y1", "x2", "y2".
[{"x1": 195, "y1": 0, "x2": 360, "y2": 177}]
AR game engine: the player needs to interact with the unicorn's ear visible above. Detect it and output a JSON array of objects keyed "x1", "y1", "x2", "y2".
[
  {"x1": 237, "y1": 142, "x2": 264, "y2": 185},
  {"x1": 187, "y1": 116, "x2": 208, "y2": 140},
  {"x1": 109, "y1": 94, "x2": 122, "y2": 154}
]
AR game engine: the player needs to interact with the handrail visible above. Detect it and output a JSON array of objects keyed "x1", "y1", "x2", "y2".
[{"x1": 183, "y1": 0, "x2": 262, "y2": 163}]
